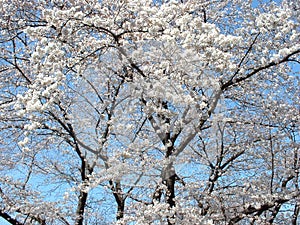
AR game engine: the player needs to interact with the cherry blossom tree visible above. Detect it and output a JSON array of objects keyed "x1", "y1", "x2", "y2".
[{"x1": 0, "y1": 0, "x2": 299, "y2": 224}]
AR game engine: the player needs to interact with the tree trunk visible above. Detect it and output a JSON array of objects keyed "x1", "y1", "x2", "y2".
[
  {"x1": 165, "y1": 174, "x2": 176, "y2": 208},
  {"x1": 162, "y1": 162, "x2": 176, "y2": 225},
  {"x1": 111, "y1": 180, "x2": 125, "y2": 220},
  {"x1": 115, "y1": 196, "x2": 125, "y2": 220},
  {"x1": 75, "y1": 191, "x2": 88, "y2": 225}
]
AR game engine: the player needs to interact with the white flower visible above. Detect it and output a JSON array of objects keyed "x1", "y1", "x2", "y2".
[{"x1": 18, "y1": 137, "x2": 29, "y2": 147}]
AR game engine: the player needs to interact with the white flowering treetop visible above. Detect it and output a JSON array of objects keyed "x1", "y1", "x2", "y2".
[{"x1": 0, "y1": 0, "x2": 299, "y2": 224}]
